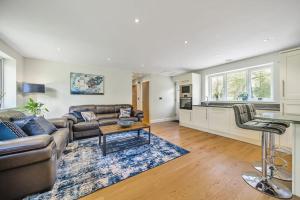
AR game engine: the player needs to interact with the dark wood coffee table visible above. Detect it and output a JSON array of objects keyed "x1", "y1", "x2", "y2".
[{"x1": 99, "y1": 122, "x2": 151, "y2": 156}]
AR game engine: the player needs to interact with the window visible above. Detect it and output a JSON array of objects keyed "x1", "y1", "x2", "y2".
[
  {"x1": 227, "y1": 70, "x2": 247, "y2": 101},
  {"x1": 207, "y1": 64, "x2": 273, "y2": 101},
  {"x1": 250, "y1": 67, "x2": 272, "y2": 100},
  {"x1": 210, "y1": 75, "x2": 224, "y2": 101}
]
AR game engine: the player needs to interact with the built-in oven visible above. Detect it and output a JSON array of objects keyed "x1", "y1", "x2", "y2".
[
  {"x1": 180, "y1": 97, "x2": 192, "y2": 110},
  {"x1": 180, "y1": 84, "x2": 192, "y2": 98}
]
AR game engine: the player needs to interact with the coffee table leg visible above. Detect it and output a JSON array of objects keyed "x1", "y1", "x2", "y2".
[
  {"x1": 138, "y1": 129, "x2": 140, "y2": 137},
  {"x1": 99, "y1": 134, "x2": 102, "y2": 145},
  {"x1": 102, "y1": 135, "x2": 106, "y2": 156},
  {"x1": 148, "y1": 127, "x2": 151, "y2": 144}
]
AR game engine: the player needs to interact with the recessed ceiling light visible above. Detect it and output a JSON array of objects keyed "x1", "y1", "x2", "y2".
[
  {"x1": 263, "y1": 38, "x2": 270, "y2": 42},
  {"x1": 134, "y1": 18, "x2": 140, "y2": 24},
  {"x1": 184, "y1": 41, "x2": 188, "y2": 44},
  {"x1": 107, "y1": 57, "x2": 111, "y2": 61},
  {"x1": 141, "y1": 64, "x2": 145, "y2": 67},
  {"x1": 57, "y1": 47, "x2": 61, "y2": 52}
]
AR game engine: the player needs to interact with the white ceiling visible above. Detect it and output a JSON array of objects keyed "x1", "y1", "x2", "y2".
[{"x1": 0, "y1": 0, "x2": 300, "y2": 75}]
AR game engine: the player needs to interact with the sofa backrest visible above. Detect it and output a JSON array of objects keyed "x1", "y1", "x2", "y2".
[
  {"x1": 69, "y1": 104, "x2": 133, "y2": 115},
  {"x1": 69, "y1": 105, "x2": 97, "y2": 113},
  {"x1": 0, "y1": 110, "x2": 26, "y2": 121}
]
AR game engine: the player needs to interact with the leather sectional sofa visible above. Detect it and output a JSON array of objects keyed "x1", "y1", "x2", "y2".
[
  {"x1": 65, "y1": 104, "x2": 144, "y2": 140},
  {"x1": 0, "y1": 110, "x2": 70, "y2": 200}
]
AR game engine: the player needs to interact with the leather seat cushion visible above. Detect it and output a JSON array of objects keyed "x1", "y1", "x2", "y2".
[
  {"x1": 98, "y1": 118, "x2": 118, "y2": 126},
  {"x1": 96, "y1": 113, "x2": 118, "y2": 120},
  {"x1": 51, "y1": 128, "x2": 69, "y2": 158},
  {"x1": 73, "y1": 121, "x2": 99, "y2": 132}
]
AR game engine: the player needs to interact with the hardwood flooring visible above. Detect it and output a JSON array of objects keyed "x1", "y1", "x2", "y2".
[{"x1": 83, "y1": 122, "x2": 299, "y2": 200}]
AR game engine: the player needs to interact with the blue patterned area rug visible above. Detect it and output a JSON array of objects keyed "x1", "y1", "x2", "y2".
[{"x1": 25, "y1": 131, "x2": 189, "y2": 200}]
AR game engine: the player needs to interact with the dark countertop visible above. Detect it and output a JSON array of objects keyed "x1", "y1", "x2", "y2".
[{"x1": 193, "y1": 102, "x2": 280, "y2": 111}]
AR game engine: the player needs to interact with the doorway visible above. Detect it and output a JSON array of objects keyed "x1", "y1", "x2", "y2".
[
  {"x1": 142, "y1": 81, "x2": 150, "y2": 124},
  {"x1": 132, "y1": 85, "x2": 137, "y2": 110}
]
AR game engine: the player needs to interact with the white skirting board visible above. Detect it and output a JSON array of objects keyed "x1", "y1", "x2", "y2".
[
  {"x1": 179, "y1": 122, "x2": 261, "y2": 146},
  {"x1": 150, "y1": 117, "x2": 177, "y2": 124}
]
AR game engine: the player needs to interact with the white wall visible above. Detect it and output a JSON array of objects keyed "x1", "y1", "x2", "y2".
[
  {"x1": 3, "y1": 59, "x2": 17, "y2": 108},
  {"x1": 139, "y1": 74, "x2": 176, "y2": 123},
  {"x1": 23, "y1": 58, "x2": 132, "y2": 118},
  {"x1": 196, "y1": 52, "x2": 280, "y2": 102},
  {"x1": 0, "y1": 39, "x2": 24, "y2": 106}
]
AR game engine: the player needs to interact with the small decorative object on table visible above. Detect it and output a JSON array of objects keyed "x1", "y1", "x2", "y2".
[{"x1": 117, "y1": 120, "x2": 134, "y2": 128}]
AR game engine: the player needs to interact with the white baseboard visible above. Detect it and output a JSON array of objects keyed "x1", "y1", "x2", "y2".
[
  {"x1": 179, "y1": 123, "x2": 261, "y2": 146},
  {"x1": 150, "y1": 117, "x2": 177, "y2": 124}
]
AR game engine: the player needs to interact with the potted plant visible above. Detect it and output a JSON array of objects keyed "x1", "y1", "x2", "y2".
[
  {"x1": 22, "y1": 98, "x2": 49, "y2": 116},
  {"x1": 238, "y1": 92, "x2": 249, "y2": 101}
]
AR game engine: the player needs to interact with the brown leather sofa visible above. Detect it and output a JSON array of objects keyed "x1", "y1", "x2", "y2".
[
  {"x1": 65, "y1": 104, "x2": 144, "y2": 140},
  {"x1": 0, "y1": 110, "x2": 70, "y2": 200}
]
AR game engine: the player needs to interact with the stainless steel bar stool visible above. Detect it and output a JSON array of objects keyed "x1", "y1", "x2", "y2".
[
  {"x1": 233, "y1": 104, "x2": 292, "y2": 199},
  {"x1": 246, "y1": 104, "x2": 292, "y2": 181}
]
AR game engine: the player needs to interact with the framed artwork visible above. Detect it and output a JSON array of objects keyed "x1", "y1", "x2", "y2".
[{"x1": 70, "y1": 72, "x2": 104, "y2": 95}]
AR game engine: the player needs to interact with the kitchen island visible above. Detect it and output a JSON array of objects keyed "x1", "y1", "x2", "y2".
[{"x1": 255, "y1": 112, "x2": 300, "y2": 196}]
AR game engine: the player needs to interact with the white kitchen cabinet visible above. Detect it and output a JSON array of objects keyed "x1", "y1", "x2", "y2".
[
  {"x1": 192, "y1": 106, "x2": 208, "y2": 129},
  {"x1": 179, "y1": 109, "x2": 192, "y2": 125},
  {"x1": 179, "y1": 107, "x2": 292, "y2": 148},
  {"x1": 208, "y1": 107, "x2": 230, "y2": 133}
]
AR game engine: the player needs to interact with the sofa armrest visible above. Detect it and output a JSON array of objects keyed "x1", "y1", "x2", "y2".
[
  {"x1": 133, "y1": 109, "x2": 144, "y2": 120},
  {"x1": 48, "y1": 117, "x2": 68, "y2": 128},
  {"x1": 0, "y1": 135, "x2": 56, "y2": 171},
  {"x1": 63, "y1": 113, "x2": 78, "y2": 124}
]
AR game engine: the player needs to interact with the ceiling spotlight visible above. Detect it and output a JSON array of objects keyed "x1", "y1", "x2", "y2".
[
  {"x1": 184, "y1": 41, "x2": 188, "y2": 45},
  {"x1": 134, "y1": 18, "x2": 140, "y2": 24},
  {"x1": 263, "y1": 38, "x2": 270, "y2": 42},
  {"x1": 141, "y1": 64, "x2": 145, "y2": 67},
  {"x1": 57, "y1": 47, "x2": 61, "y2": 52},
  {"x1": 107, "y1": 57, "x2": 111, "y2": 61}
]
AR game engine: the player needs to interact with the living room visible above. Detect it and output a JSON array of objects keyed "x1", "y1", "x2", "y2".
[{"x1": 1, "y1": 1, "x2": 300, "y2": 200}]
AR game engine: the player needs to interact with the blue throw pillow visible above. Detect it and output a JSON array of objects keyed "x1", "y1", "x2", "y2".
[
  {"x1": 0, "y1": 121, "x2": 18, "y2": 141},
  {"x1": 22, "y1": 116, "x2": 58, "y2": 136},
  {"x1": 71, "y1": 111, "x2": 85, "y2": 122},
  {"x1": 12, "y1": 116, "x2": 35, "y2": 128},
  {"x1": 3, "y1": 121, "x2": 27, "y2": 137}
]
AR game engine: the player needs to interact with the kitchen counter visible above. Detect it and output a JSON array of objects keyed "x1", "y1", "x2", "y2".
[
  {"x1": 255, "y1": 112, "x2": 300, "y2": 124},
  {"x1": 193, "y1": 102, "x2": 280, "y2": 111},
  {"x1": 255, "y1": 112, "x2": 300, "y2": 196}
]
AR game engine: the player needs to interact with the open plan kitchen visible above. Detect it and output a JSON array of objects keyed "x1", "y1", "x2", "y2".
[{"x1": 174, "y1": 48, "x2": 300, "y2": 198}]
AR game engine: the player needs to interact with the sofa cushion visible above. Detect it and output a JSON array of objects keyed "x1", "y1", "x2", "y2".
[
  {"x1": 81, "y1": 111, "x2": 97, "y2": 122},
  {"x1": 22, "y1": 117, "x2": 58, "y2": 136},
  {"x1": 11, "y1": 116, "x2": 35, "y2": 128},
  {"x1": 0, "y1": 110, "x2": 26, "y2": 122},
  {"x1": 73, "y1": 121, "x2": 99, "y2": 132},
  {"x1": 114, "y1": 104, "x2": 132, "y2": 113},
  {"x1": 71, "y1": 111, "x2": 85, "y2": 122},
  {"x1": 0, "y1": 121, "x2": 19, "y2": 141},
  {"x1": 2, "y1": 121, "x2": 27, "y2": 137},
  {"x1": 51, "y1": 128, "x2": 69, "y2": 158},
  {"x1": 96, "y1": 105, "x2": 115, "y2": 114},
  {"x1": 98, "y1": 118, "x2": 118, "y2": 126},
  {"x1": 119, "y1": 108, "x2": 131, "y2": 118},
  {"x1": 96, "y1": 113, "x2": 118, "y2": 120},
  {"x1": 69, "y1": 105, "x2": 96, "y2": 113}
]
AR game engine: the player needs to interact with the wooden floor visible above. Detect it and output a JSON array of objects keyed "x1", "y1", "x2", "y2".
[{"x1": 83, "y1": 122, "x2": 299, "y2": 200}]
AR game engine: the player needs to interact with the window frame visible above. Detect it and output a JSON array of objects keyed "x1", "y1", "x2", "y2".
[
  {"x1": 206, "y1": 63, "x2": 274, "y2": 102},
  {"x1": 0, "y1": 58, "x2": 3, "y2": 109}
]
